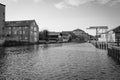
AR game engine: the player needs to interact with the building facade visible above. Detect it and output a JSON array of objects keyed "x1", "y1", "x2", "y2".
[
  {"x1": 48, "y1": 32, "x2": 62, "y2": 41},
  {"x1": 61, "y1": 31, "x2": 72, "y2": 42},
  {"x1": 98, "y1": 26, "x2": 120, "y2": 43},
  {"x1": 5, "y1": 20, "x2": 39, "y2": 43},
  {"x1": 0, "y1": 3, "x2": 5, "y2": 39}
]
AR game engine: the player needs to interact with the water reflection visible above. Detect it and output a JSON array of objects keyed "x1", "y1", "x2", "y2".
[
  {"x1": 0, "y1": 47, "x2": 7, "y2": 79},
  {"x1": 0, "y1": 43, "x2": 120, "y2": 80},
  {"x1": 39, "y1": 43, "x2": 63, "y2": 49}
]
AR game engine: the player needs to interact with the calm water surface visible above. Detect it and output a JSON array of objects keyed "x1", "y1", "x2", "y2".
[{"x1": 0, "y1": 43, "x2": 120, "y2": 80}]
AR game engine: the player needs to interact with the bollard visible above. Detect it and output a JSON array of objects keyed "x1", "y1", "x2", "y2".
[
  {"x1": 95, "y1": 43, "x2": 98, "y2": 48},
  {"x1": 101, "y1": 43, "x2": 103, "y2": 49},
  {"x1": 103, "y1": 43, "x2": 104, "y2": 49},
  {"x1": 111, "y1": 47, "x2": 114, "y2": 58},
  {"x1": 118, "y1": 49, "x2": 120, "y2": 62},
  {"x1": 105, "y1": 43, "x2": 107, "y2": 50},
  {"x1": 100, "y1": 43, "x2": 101, "y2": 49},
  {"x1": 107, "y1": 48, "x2": 110, "y2": 56},
  {"x1": 115, "y1": 48, "x2": 117, "y2": 60},
  {"x1": 104, "y1": 43, "x2": 105, "y2": 49},
  {"x1": 117, "y1": 48, "x2": 119, "y2": 61},
  {"x1": 106, "y1": 43, "x2": 108, "y2": 50}
]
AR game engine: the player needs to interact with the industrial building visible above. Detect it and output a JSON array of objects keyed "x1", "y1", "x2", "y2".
[
  {"x1": 5, "y1": 20, "x2": 39, "y2": 43},
  {"x1": 0, "y1": 3, "x2": 5, "y2": 45}
]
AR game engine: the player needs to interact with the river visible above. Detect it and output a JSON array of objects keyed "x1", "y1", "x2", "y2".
[{"x1": 0, "y1": 43, "x2": 120, "y2": 80}]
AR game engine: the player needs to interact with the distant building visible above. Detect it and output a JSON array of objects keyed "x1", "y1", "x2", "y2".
[
  {"x1": 61, "y1": 31, "x2": 72, "y2": 42},
  {"x1": 98, "y1": 29, "x2": 115, "y2": 43},
  {"x1": 5, "y1": 20, "x2": 39, "y2": 43},
  {"x1": 107, "y1": 31, "x2": 115, "y2": 42},
  {"x1": 0, "y1": 3, "x2": 5, "y2": 44},
  {"x1": 48, "y1": 32, "x2": 62, "y2": 42},
  {"x1": 98, "y1": 26, "x2": 120, "y2": 43},
  {"x1": 73, "y1": 29, "x2": 85, "y2": 36}
]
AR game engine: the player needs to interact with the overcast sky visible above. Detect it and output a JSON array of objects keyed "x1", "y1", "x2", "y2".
[{"x1": 1, "y1": 0, "x2": 120, "y2": 35}]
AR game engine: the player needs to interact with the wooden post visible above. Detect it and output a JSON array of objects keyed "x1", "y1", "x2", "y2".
[
  {"x1": 117, "y1": 38, "x2": 119, "y2": 47},
  {"x1": 118, "y1": 38, "x2": 120, "y2": 47}
]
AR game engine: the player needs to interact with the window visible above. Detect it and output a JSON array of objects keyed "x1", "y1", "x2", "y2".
[
  {"x1": 34, "y1": 27, "x2": 37, "y2": 31},
  {"x1": 8, "y1": 31, "x2": 11, "y2": 35},
  {"x1": 14, "y1": 31, "x2": 17, "y2": 35},
  {"x1": 19, "y1": 27, "x2": 21, "y2": 30},
  {"x1": 25, "y1": 26, "x2": 28, "y2": 29},
  {"x1": 23, "y1": 31, "x2": 25, "y2": 34},
  {"x1": 19, "y1": 31, "x2": 22, "y2": 34},
  {"x1": 34, "y1": 32, "x2": 37, "y2": 36},
  {"x1": 9, "y1": 27, "x2": 11, "y2": 30},
  {"x1": 31, "y1": 26, "x2": 33, "y2": 30},
  {"x1": 25, "y1": 37, "x2": 28, "y2": 40},
  {"x1": 31, "y1": 31, "x2": 33, "y2": 34},
  {"x1": 34, "y1": 37, "x2": 37, "y2": 42},
  {"x1": 13, "y1": 27, "x2": 16, "y2": 29},
  {"x1": 33, "y1": 22, "x2": 36, "y2": 25}
]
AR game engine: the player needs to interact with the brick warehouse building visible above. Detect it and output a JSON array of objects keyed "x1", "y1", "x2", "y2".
[
  {"x1": 5, "y1": 20, "x2": 39, "y2": 44},
  {"x1": 0, "y1": 3, "x2": 5, "y2": 44}
]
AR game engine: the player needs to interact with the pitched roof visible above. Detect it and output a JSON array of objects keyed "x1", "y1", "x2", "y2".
[
  {"x1": 73, "y1": 29, "x2": 85, "y2": 32},
  {"x1": 5, "y1": 20, "x2": 36, "y2": 27},
  {"x1": 103, "y1": 25, "x2": 120, "y2": 34},
  {"x1": 0, "y1": 3, "x2": 5, "y2": 6},
  {"x1": 62, "y1": 31, "x2": 72, "y2": 33}
]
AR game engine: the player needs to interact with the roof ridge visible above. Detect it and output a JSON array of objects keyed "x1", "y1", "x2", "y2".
[
  {"x1": 0, "y1": 3, "x2": 5, "y2": 6},
  {"x1": 6, "y1": 19, "x2": 35, "y2": 22},
  {"x1": 5, "y1": 20, "x2": 36, "y2": 27}
]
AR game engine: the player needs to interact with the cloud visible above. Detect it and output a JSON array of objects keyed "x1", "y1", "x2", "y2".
[
  {"x1": 33, "y1": 0, "x2": 43, "y2": 3},
  {"x1": 109, "y1": 0, "x2": 120, "y2": 6},
  {"x1": 0, "y1": 0, "x2": 18, "y2": 4},
  {"x1": 0, "y1": 0, "x2": 43, "y2": 4},
  {"x1": 96, "y1": 0, "x2": 111, "y2": 4},
  {"x1": 66, "y1": 0, "x2": 93, "y2": 6},
  {"x1": 55, "y1": 2, "x2": 69, "y2": 9},
  {"x1": 12, "y1": 0, "x2": 18, "y2": 2},
  {"x1": 54, "y1": 0, "x2": 120, "y2": 9}
]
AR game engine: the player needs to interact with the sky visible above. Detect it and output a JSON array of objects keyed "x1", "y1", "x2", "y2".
[{"x1": 1, "y1": 0, "x2": 120, "y2": 35}]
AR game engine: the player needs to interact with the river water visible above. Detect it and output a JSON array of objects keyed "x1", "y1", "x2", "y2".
[{"x1": 0, "y1": 43, "x2": 120, "y2": 80}]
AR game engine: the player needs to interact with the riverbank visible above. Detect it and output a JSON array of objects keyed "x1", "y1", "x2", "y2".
[
  {"x1": 2, "y1": 40, "x2": 68, "y2": 47},
  {"x1": 108, "y1": 45, "x2": 120, "y2": 63},
  {"x1": 91, "y1": 41, "x2": 108, "y2": 50},
  {"x1": 90, "y1": 41, "x2": 120, "y2": 63},
  {"x1": 2, "y1": 40, "x2": 87, "y2": 47}
]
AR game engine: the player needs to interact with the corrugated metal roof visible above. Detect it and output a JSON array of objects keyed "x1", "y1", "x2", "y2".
[{"x1": 5, "y1": 20, "x2": 36, "y2": 27}]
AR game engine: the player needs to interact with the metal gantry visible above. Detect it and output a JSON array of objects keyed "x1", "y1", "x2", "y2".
[{"x1": 87, "y1": 26, "x2": 108, "y2": 36}]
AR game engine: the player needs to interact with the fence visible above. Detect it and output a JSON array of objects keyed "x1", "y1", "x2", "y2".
[
  {"x1": 108, "y1": 46, "x2": 120, "y2": 62},
  {"x1": 91, "y1": 41, "x2": 120, "y2": 62},
  {"x1": 91, "y1": 41, "x2": 108, "y2": 50}
]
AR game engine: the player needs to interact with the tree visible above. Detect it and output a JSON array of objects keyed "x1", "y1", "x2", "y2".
[
  {"x1": 42, "y1": 29, "x2": 49, "y2": 41},
  {"x1": 39, "y1": 29, "x2": 49, "y2": 41}
]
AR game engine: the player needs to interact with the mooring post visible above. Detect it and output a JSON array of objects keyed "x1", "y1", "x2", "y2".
[{"x1": 117, "y1": 38, "x2": 120, "y2": 47}]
